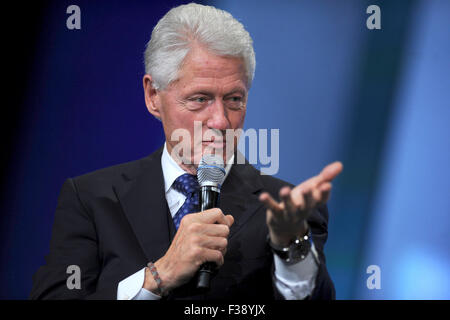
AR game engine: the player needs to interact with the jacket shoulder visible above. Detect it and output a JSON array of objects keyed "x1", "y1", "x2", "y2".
[
  {"x1": 72, "y1": 156, "x2": 146, "y2": 186},
  {"x1": 69, "y1": 146, "x2": 163, "y2": 196}
]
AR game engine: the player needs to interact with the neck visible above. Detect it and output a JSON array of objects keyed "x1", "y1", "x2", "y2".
[
  {"x1": 178, "y1": 161, "x2": 197, "y2": 176},
  {"x1": 165, "y1": 143, "x2": 198, "y2": 175}
]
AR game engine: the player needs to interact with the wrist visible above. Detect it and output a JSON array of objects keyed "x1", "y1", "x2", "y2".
[
  {"x1": 143, "y1": 267, "x2": 160, "y2": 295},
  {"x1": 153, "y1": 259, "x2": 173, "y2": 292},
  {"x1": 269, "y1": 220, "x2": 309, "y2": 246},
  {"x1": 143, "y1": 259, "x2": 172, "y2": 296}
]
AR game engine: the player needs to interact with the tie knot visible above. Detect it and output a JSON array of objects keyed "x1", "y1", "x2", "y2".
[{"x1": 172, "y1": 173, "x2": 199, "y2": 196}]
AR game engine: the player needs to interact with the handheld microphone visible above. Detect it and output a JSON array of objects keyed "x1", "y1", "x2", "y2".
[{"x1": 196, "y1": 154, "x2": 226, "y2": 291}]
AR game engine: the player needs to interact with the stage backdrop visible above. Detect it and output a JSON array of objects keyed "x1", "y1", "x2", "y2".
[{"x1": 1, "y1": 0, "x2": 448, "y2": 299}]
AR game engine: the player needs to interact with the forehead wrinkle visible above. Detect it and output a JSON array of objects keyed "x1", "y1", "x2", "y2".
[
  {"x1": 174, "y1": 45, "x2": 247, "y2": 93},
  {"x1": 185, "y1": 62, "x2": 245, "y2": 84},
  {"x1": 179, "y1": 63, "x2": 247, "y2": 96}
]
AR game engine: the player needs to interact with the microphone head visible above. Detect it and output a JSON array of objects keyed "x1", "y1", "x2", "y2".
[{"x1": 197, "y1": 154, "x2": 226, "y2": 188}]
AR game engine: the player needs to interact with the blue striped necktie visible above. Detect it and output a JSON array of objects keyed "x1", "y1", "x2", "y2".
[{"x1": 172, "y1": 173, "x2": 200, "y2": 229}]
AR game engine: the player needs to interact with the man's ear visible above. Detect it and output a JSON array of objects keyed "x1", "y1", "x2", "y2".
[{"x1": 143, "y1": 74, "x2": 162, "y2": 120}]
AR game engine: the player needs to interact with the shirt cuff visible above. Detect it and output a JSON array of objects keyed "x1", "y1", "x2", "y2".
[
  {"x1": 273, "y1": 242, "x2": 319, "y2": 300},
  {"x1": 117, "y1": 267, "x2": 162, "y2": 300}
]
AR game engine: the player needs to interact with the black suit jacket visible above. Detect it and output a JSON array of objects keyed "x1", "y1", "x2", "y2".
[{"x1": 30, "y1": 146, "x2": 335, "y2": 300}]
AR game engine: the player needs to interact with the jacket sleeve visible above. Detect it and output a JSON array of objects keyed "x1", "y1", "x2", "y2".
[
  {"x1": 29, "y1": 178, "x2": 108, "y2": 299},
  {"x1": 308, "y1": 204, "x2": 336, "y2": 300},
  {"x1": 261, "y1": 172, "x2": 336, "y2": 300},
  {"x1": 271, "y1": 204, "x2": 336, "y2": 300}
]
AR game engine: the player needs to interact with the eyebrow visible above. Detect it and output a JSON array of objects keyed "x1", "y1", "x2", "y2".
[
  {"x1": 186, "y1": 87, "x2": 247, "y2": 97},
  {"x1": 224, "y1": 88, "x2": 246, "y2": 96}
]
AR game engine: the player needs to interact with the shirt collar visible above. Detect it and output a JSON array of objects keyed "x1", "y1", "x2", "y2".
[{"x1": 161, "y1": 142, "x2": 234, "y2": 193}]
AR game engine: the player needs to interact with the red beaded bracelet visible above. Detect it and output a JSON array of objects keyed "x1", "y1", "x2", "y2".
[{"x1": 147, "y1": 262, "x2": 165, "y2": 296}]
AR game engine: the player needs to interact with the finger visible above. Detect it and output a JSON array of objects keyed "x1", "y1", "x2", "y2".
[
  {"x1": 319, "y1": 161, "x2": 343, "y2": 183},
  {"x1": 225, "y1": 214, "x2": 234, "y2": 227},
  {"x1": 291, "y1": 174, "x2": 323, "y2": 204},
  {"x1": 197, "y1": 208, "x2": 230, "y2": 226},
  {"x1": 303, "y1": 189, "x2": 315, "y2": 211},
  {"x1": 280, "y1": 186, "x2": 296, "y2": 214},
  {"x1": 201, "y1": 224, "x2": 230, "y2": 238},
  {"x1": 290, "y1": 162, "x2": 343, "y2": 199},
  {"x1": 202, "y1": 248, "x2": 224, "y2": 267},
  {"x1": 312, "y1": 186, "x2": 322, "y2": 203},
  {"x1": 259, "y1": 192, "x2": 283, "y2": 213},
  {"x1": 304, "y1": 175, "x2": 323, "y2": 190},
  {"x1": 318, "y1": 182, "x2": 332, "y2": 205},
  {"x1": 288, "y1": 186, "x2": 306, "y2": 209},
  {"x1": 200, "y1": 235, "x2": 228, "y2": 252}
]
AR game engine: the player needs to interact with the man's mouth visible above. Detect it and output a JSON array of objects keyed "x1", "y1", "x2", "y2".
[{"x1": 202, "y1": 139, "x2": 226, "y2": 148}]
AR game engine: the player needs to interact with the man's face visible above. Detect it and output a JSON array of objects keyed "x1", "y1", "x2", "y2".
[{"x1": 145, "y1": 44, "x2": 248, "y2": 171}]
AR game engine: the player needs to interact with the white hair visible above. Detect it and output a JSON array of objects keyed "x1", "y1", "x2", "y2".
[{"x1": 144, "y1": 3, "x2": 256, "y2": 90}]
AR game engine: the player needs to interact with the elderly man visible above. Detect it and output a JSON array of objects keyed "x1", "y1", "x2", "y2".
[{"x1": 30, "y1": 3, "x2": 342, "y2": 300}]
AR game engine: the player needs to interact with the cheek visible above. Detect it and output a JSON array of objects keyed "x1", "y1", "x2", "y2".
[
  {"x1": 160, "y1": 98, "x2": 190, "y2": 131},
  {"x1": 229, "y1": 110, "x2": 246, "y2": 129},
  {"x1": 164, "y1": 109, "x2": 199, "y2": 144}
]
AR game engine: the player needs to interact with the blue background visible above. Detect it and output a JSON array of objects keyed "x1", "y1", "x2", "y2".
[{"x1": 1, "y1": 0, "x2": 448, "y2": 299}]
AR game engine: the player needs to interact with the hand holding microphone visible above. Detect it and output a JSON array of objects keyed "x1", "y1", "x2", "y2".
[
  {"x1": 143, "y1": 155, "x2": 230, "y2": 295},
  {"x1": 145, "y1": 208, "x2": 233, "y2": 295}
]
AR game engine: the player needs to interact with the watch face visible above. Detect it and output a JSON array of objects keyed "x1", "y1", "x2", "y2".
[
  {"x1": 267, "y1": 233, "x2": 312, "y2": 263},
  {"x1": 289, "y1": 240, "x2": 311, "y2": 262}
]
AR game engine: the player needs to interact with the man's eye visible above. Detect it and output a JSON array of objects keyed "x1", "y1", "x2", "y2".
[
  {"x1": 226, "y1": 96, "x2": 244, "y2": 110},
  {"x1": 192, "y1": 97, "x2": 207, "y2": 103}
]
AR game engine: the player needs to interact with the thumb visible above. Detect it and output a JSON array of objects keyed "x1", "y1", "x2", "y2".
[
  {"x1": 225, "y1": 214, "x2": 235, "y2": 227},
  {"x1": 320, "y1": 161, "x2": 343, "y2": 182}
]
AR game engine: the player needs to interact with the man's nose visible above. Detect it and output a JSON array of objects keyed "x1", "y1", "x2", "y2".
[{"x1": 205, "y1": 100, "x2": 230, "y2": 130}]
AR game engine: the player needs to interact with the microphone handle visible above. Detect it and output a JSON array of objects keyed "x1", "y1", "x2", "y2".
[{"x1": 196, "y1": 186, "x2": 220, "y2": 291}]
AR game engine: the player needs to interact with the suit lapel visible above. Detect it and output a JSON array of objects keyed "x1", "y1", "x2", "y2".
[
  {"x1": 113, "y1": 147, "x2": 171, "y2": 262},
  {"x1": 220, "y1": 162, "x2": 264, "y2": 240}
]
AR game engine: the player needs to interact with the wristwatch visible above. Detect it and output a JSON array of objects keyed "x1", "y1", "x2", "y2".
[{"x1": 267, "y1": 230, "x2": 312, "y2": 265}]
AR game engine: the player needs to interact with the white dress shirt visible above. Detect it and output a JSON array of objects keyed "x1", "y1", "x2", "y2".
[{"x1": 117, "y1": 143, "x2": 319, "y2": 300}]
